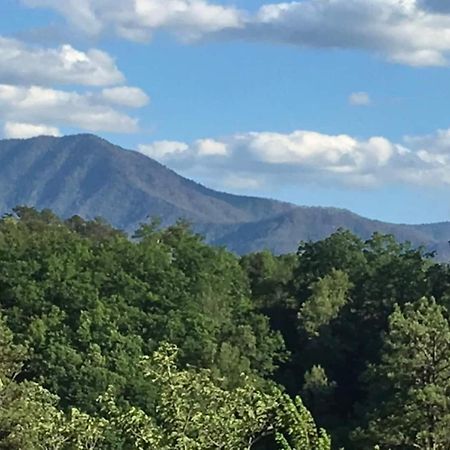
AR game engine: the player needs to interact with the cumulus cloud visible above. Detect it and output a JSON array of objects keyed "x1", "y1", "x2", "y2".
[
  {"x1": 195, "y1": 139, "x2": 228, "y2": 156},
  {"x1": 22, "y1": 0, "x2": 104, "y2": 36},
  {"x1": 139, "y1": 138, "x2": 229, "y2": 160},
  {"x1": 4, "y1": 122, "x2": 61, "y2": 139},
  {"x1": 22, "y1": 0, "x2": 243, "y2": 42},
  {"x1": 138, "y1": 140, "x2": 189, "y2": 159},
  {"x1": 349, "y1": 92, "x2": 371, "y2": 106},
  {"x1": 21, "y1": 0, "x2": 450, "y2": 67},
  {"x1": 243, "y1": 0, "x2": 450, "y2": 67},
  {"x1": 137, "y1": 128, "x2": 450, "y2": 190},
  {"x1": 100, "y1": 87, "x2": 150, "y2": 108},
  {"x1": 0, "y1": 85, "x2": 141, "y2": 133},
  {"x1": 0, "y1": 37, "x2": 124, "y2": 86},
  {"x1": 0, "y1": 36, "x2": 149, "y2": 135}
]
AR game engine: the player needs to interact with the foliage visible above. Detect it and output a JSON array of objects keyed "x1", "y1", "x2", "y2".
[
  {"x1": 0, "y1": 314, "x2": 108, "y2": 450},
  {"x1": 0, "y1": 208, "x2": 284, "y2": 413},
  {"x1": 298, "y1": 270, "x2": 351, "y2": 337},
  {"x1": 356, "y1": 298, "x2": 450, "y2": 450},
  {"x1": 3, "y1": 207, "x2": 450, "y2": 449},
  {"x1": 301, "y1": 365, "x2": 336, "y2": 425},
  {"x1": 242, "y1": 230, "x2": 442, "y2": 448},
  {"x1": 98, "y1": 343, "x2": 331, "y2": 450},
  {"x1": 0, "y1": 313, "x2": 330, "y2": 450},
  {"x1": 274, "y1": 396, "x2": 331, "y2": 450}
]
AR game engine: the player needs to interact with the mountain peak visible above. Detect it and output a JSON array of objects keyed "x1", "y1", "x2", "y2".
[{"x1": 0, "y1": 134, "x2": 450, "y2": 258}]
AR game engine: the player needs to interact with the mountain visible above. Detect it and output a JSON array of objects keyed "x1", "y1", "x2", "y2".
[{"x1": 1, "y1": 134, "x2": 449, "y2": 258}]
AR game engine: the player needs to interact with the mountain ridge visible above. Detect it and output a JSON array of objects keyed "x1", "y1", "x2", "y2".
[{"x1": 1, "y1": 134, "x2": 449, "y2": 258}]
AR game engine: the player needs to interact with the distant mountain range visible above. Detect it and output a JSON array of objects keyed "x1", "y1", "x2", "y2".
[{"x1": 1, "y1": 134, "x2": 449, "y2": 258}]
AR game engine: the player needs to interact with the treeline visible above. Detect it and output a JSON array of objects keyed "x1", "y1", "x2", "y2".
[{"x1": 0, "y1": 207, "x2": 449, "y2": 449}]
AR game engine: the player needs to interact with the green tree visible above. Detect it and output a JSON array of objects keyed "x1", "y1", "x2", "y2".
[
  {"x1": 0, "y1": 210, "x2": 284, "y2": 413},
  {"x1": 357, "y1": 298, "x2": 450, "y2": 450},
  {"x1": 0, "y1": 315, "x2": 108, "y2": 450},
  {"x1": 298, "y1": 269, "x2": 351, "y2": 337},
  {"x1": 301, "y1": 365, "x2": 336, "y2": 430},
  {"x1": 240, "y1": 251, "x2": 297, "y2": 310},
  {"x1": 274, "y1": 396, "x2": 331, "y2": 450},
  {"x1": 101, "y1": 343, "x2": 331, "y2": 450},
  {"x1": 262, "y1": 230, "x2": 435, "y2": 447},
  {"x1": 1, "y1": 316, "x2": 324, "y2": 450}
]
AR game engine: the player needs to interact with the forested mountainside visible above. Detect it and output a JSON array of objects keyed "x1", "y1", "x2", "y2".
[
  {"x1": 1, "y1": 134, "x2": 450, "y2": 259},
  {"x1": 1, "y1": 208, "x2": 450, "y2": 449},
  {"x1": 0, "y1": 134, "x2": 295, "y2": 229}
]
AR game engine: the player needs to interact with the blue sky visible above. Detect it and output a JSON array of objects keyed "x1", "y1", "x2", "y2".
[{"x1": 2, "y1": 0, "x2": 450, "y2": 224}]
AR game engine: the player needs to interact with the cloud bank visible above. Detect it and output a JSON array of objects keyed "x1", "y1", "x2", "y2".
[
  {"x1": 0, "y1": 85, "x2": 146, "y2": 134},
  {"x1": 0, "y1": 37, "x2": 124, "y2": 86},
  {"x1": 4, "y1": 122, "x2": 61, "y2": 139},
  {"x1": 22, "y1": 0, "x2": 243, "y2": 42},
  {"x1": 138, "y1": 128, "x2": 450, "y2": 190},
  {"x1": 21, "y1": 0, "x2": 450, "y2": 67},
  {"x1": 0, "y1": 36, "x2": 149, "y2": 138}
]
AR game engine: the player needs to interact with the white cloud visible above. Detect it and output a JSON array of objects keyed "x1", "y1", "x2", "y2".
[
  {"x1": 0, "y1": 36, "x2": 149, "y2": 135},
  {"x1": 101, "y1": 87, "x2": 150, "y2": 108},
  {"x1": 22, "y1": 0, "x2": 243, "y2": 42},
  {"x1": 137, "y1": 127, "x2": 450, "y2": 190},
  {"x1": 195, "y1": 139, "x2": 228, "y2": 156},
  {"x1": 21, "y1": 0, "x2": 450, "y2": 67},
  {"x1": 244, "y1": 0, "x2": 450, "y2": 67},
  {"x1": 0, "y1": 37, "x2": 124, "y2": 86},
  {"x1": 22, "y1": 0, "x2": 103, "y2": 35},
  {"x1": 0, "y1": 85, "x2": 141, "y2": 133},
  {"x1": 3, "y1": 122, "x2": 61, "y2": 139},
  {"x1": 138, "y1": 140, "x2": 189, "y2": 159},
  {"x1": 349, "y1": 92, "x2": 371, "y2": 106}
]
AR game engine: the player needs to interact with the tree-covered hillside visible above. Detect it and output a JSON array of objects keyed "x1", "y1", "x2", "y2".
[{"x1": 1, "y1": 207, "x2": 450, "y2": 449}]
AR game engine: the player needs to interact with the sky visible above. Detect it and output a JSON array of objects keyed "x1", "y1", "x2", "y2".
[{"x1": 2, "y1": 0, "x2": 450, "y2": 224}]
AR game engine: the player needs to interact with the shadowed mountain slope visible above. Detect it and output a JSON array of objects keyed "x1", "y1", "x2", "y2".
[{"x1": 1, "y1": 134, "x2": 449, "y2": 258}]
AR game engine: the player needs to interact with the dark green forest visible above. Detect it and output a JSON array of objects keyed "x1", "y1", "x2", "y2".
[{"x1": 0, "y1": 206, "x2": 449, "y2": 449}]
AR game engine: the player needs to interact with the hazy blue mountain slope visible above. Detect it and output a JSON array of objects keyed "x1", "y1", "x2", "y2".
[
  {"x1": 207, "y1": 208, "x2": 450, "y2": 257},
  {"x1": 0, "y1": 134, "x2": 449, "y2": 258},
  {"x1": 0, "y1": 134, "x2": 295, "y2": 230}
]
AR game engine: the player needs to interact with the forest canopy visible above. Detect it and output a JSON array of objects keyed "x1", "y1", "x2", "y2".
[{"x1": 0, "y1": 206, "x2": 449, "y2": 449}]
